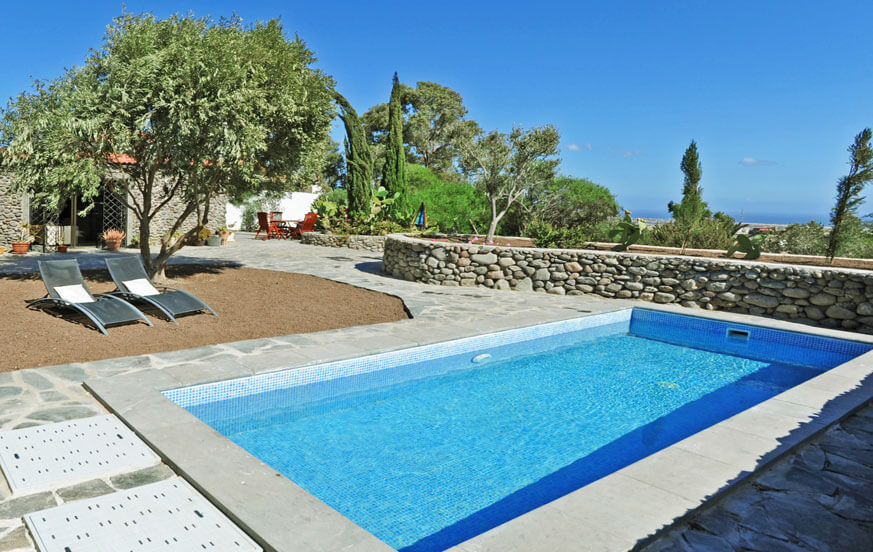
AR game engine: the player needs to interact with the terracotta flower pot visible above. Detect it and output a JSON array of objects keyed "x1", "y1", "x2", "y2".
[
  {"x1": 104, "y1": 238, "x2": 122, "y2": 251},
  {"x1": 11, "y1": 242, "x2": 30, "y2": 254},
  {"x1": 57, "y1": 244, "x2": 68, "y2": 253}
]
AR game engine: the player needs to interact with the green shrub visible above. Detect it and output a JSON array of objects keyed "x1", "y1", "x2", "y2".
[
  {"x1": 526, "y1": 221, "x2": 590, "y2": 249},
  {"x1": 405, "y1": 164, "x2": 490, "y2": 233},
  {"x1": 759, "y1": 222, "x2": 828, "y2": 256},
  {"x1": 645, "y1": 212, "x2": 739, "y2": 250},
  {"x1": 502, "y1": 176, "x2": 618, "y2": 238},
  {"x1": 833, "y1": 216, "x2": 873, "y2": 258}
]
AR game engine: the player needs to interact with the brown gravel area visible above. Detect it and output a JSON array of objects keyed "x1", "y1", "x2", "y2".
[{"x1": 1, "y1": 265, "x2": 409, "y2": 371}]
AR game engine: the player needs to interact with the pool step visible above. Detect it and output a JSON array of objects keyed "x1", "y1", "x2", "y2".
[
  {"x1": 0, "y1": 415, "x2": 160, "y2": 494},
  {"x1": 25, "y1": 477, "x2": 262, "y2": 552}
]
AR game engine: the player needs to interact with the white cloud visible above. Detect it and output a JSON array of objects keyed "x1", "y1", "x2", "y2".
[
  {"x1": 740, "y1": 157, "x2": 776, "y2": 166},
  {"x1": 567, "y1": 143, "x2": 581, "y2": 151},
  {"x1": 583, "y1": 143, "x2": 594, "y2": 151}
]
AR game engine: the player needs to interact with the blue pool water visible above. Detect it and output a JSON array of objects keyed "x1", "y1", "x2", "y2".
[{"x1": 171, "y1": 309, "x2": 872, "y2": 551}]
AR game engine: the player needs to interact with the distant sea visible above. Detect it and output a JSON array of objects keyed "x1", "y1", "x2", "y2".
[{"x1": 631, "y1": 210, "x2": 828, "y2": 226}]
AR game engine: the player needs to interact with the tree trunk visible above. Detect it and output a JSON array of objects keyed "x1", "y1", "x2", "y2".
[
  {"x1": 139, "y1": 184, "x2": 155, "y2": 279},
  {"x1": 486, "y1": 197, "x2": 500, "y2": 243}
]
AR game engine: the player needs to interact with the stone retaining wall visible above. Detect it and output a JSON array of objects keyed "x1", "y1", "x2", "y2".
[
  {"x1": 0, "y1": 175, "x2": 25, "y2": 249},
  {"x1": 383, "y1": 234, "x2": 873, "y2": 333},
  {"x1": 301, "y1": 232, "x2": 386, "y2": 252}
]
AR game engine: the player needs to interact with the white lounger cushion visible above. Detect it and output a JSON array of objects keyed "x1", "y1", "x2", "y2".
[
  {"x1": 55, "y1": 284, "x2": 94, "y2": 304},
  {"x1": 123, "y1": 278, "x2": 160, "y2": 297}
]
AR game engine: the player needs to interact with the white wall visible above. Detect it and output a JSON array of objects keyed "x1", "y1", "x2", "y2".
[{"x1": 226, "y1": 191, "x2": 320, "y2": 230}]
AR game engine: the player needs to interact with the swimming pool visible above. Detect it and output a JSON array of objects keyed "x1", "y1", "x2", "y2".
[{"x1": 164, "y1": 308, "x2": 872, "y2": 551}]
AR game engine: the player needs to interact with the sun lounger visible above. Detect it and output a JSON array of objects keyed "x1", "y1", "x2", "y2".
[
  {"x1": 32, "y1": 259, "x2": 152, "y2": 335},
  {"x1": 105, "y1": 256, "x2": 217, "y2": 323}
]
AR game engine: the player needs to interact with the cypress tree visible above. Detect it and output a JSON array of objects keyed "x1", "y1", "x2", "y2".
[
  {"x1": 381, "y1": 72, "x2": 407, "y2": 198},
  {"x1": 827, "y1": 128, "x2": 873, "y2": 260},
  {"x1": 334, "y1": 92, "x2": 373, "y2": 222},
  {"x1": 670, "y1": 140, "x2": 710, "y2": 253}
]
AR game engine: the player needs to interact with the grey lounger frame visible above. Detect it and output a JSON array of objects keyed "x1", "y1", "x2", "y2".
[
  {"x1": 104, "y1": 256, "x2": 217, "y2": 323},
  {"x1": 32, "y1": 259, "x2": 152, "y2": 335}
]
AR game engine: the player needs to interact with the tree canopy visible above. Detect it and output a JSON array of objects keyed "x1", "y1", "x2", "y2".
[
  {"x1": 334, "y1": 91, "x2": 373, "y2": 222},
  {"x1": 381, "y1": 73, "x2": 407, "y2": 198},
  {"x1": 828, "y1": 128, "x2": 873, "y2": 260},
  {"x1": 459, "y1": 125, "x2": 560, "y2": 242},
  {"x1": 0, "y1": 12, "x2": 335, "y2": 277},
  {"x1": 363, "y1": 80, "x2": 479, "y2": 179},
  {"x1": 669, "y1": 140, "x2": 711, "y2": 253}
]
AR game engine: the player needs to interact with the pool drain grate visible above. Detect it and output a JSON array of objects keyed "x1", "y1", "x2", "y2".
[
  {"x1": 0, "y1": 415, "x2": 160, "y2": 494},
  {"x1": 25, "y1": 477, "x2": 262, "y2": 551}
]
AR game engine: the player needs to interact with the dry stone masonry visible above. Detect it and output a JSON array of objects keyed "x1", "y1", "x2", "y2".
[
  {"x1": 383, "y1": 234, "x2": 873, "y2": 333},
  {"x1": 301, "y1": 232, "x2": 386, "y2": 252},
  {"x1": 0, "y1": 175, "x2": 24, "y2": 249}
]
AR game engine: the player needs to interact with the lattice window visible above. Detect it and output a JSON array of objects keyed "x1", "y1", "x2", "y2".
[{"x1": 102, "y1": 189, "x2": 128, "y2": 244}]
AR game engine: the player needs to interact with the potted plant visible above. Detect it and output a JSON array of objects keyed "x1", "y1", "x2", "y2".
[
  {"x1": 11, "y1": 224, "x2": 36, "y2": 254},
  {"x1": 216, "y1": 225, "x2": 233, "y2": 245},
  {"x1": 56, "y1": 244, "x2": 69, "y2": 253},
  {"x1": 207, "y1": 231, "x2": 222, "y2": 246},
  {"x1": 103, "y1": 228, "x2": 125, "y2": 251},
  {"x1": 195, "y1": 226, "x2": 212, "y2": 246}
]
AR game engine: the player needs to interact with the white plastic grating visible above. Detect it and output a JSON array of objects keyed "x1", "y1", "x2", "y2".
[
  {"x1": 0, "y1": 415, "x2": 160, "y2": 494},
  {"x1": 25, "y1": 477, "x2": 263, "y2": 552}
]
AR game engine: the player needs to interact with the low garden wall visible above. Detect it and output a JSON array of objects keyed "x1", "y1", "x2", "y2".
[
  {"x1": 383, "y1": 234, "x2": 873, "y2": 333},
  {"x1": 301, "y1": 232, "x2": 386, "y2": 252}
]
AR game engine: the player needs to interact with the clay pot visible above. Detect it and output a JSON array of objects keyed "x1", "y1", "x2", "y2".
[
  {"x1": 104, "y1": 238, "x2": 122, "y2": 251},
  {"x1": 57, "y1": 244, "x2": 69, "y2": 253},
  {"x1": 11, "y1": 242, "x2": 30, "y2": 254}
]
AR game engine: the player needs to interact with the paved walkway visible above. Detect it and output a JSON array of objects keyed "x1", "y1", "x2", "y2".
[{"x1": 0, "y1": 236, "x2": 871, "y2": 551}]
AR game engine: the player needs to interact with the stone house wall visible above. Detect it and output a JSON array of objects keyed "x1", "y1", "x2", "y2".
[
  {"x1": 301, "y1": 232, "x2": 386, "y2": 252},
  {"x1": 127, "y1": 183, "x2": 226, "y2": 245},
  {"x1": 383, "y1": 234, "x2": 873, "y2": 333},
  {"x1": 0, "y1": 174, "x2": 26, "y2": 248},
  {"x1": 0, "y1": 172, "x2": 225, "y2": 247}
]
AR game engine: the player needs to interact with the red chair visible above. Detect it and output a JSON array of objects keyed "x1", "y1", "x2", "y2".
[
  {"x1": 289, "y1": 213, "x2": 317, "y2": 239},
  {"x1": 254, "y1": 211, "x2": 285, "y2": 240}
]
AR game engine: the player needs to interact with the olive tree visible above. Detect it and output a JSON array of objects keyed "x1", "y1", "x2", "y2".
[
  {"x1": 0, "y1": 13, "x2": 335, "y2": 277},
  {"x1": 459, "y1": 125, "x2": 560, "y2": 242}
]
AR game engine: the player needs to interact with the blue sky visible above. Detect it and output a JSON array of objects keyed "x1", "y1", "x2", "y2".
[{"x1": 3, "y1": 1, "x2": 872, "y2": 223}]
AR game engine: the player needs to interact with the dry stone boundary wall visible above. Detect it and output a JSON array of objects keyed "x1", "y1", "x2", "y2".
[
  {"x1": 383, "y1": 234, "x2": 873, "y2": 333},
  {"x1": 301, "y1": 232, "x2": 386, "y2": 252}
]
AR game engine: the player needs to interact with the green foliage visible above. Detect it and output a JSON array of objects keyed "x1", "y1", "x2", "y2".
[
  {"x1": 503, "y1": 176, "x2": 618, "y2": 237},
  {"x1": 312, "y1": 188, "x2": 347, "y2": 231},
  {"x1": 827, "y1": 128, "x2": 873, "y2": 260},
  {"x1": 334, "y1": 92, "x2": 374, "y2": 222},
  {"x1": 459, "y1": 125, "x2": 561, "y2": 242},
  {"x1": 609, "y1": 211, "x2": 647, "y2": 251},
  {"x1": 726, "y1": 234, "x2": 763, "y2": 260},
  {"x1": 0, "y1": 12, "x2": 335, "y2": 277},
  {"x1": 668, "y1": 140, "x2": 711, "y2": 252},
  {"x1": 527, "y1": 221, "x2": 590, "y2": 249},
  {"x1": 646, "y1": 212, "x2": 740, "y2": 250},
  {"x1": 404, "y1": 165, "x2": 489, "y2": 233},
  {"x1": 759, "y1": 222, "x2": 828, "y2": 255},
  {"x1": 363, "y1": 80, "x2": 480, "y2": 179},
  {"x1": 830, "y1": 215, "x2": 873, "y2": 258},
  {"x1": 381, "y1": 73, "x2": 407, "y2": 199}
]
